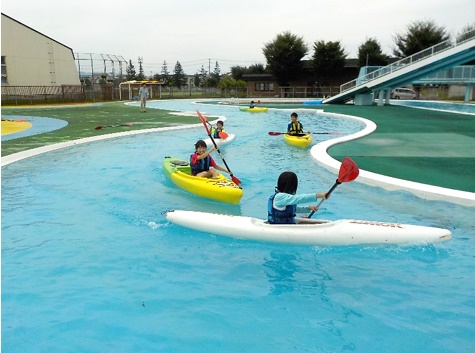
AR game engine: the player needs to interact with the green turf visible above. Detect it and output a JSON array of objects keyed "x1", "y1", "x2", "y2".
[
  {"x1": 320, "y1": 105, "x2": 475, "y2": 193},
  {"x1": 1, "y1": 102, "x2": 199, "y2": 156}
]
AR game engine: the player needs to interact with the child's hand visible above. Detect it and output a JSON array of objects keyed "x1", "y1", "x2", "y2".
[{"x1": 308, "y1": 205, "x2": 318, "y2": 211}]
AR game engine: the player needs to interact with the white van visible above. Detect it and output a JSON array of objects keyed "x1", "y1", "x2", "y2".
[{"x1": 391, "y1": 88, "x2": 416, "y2": 100}]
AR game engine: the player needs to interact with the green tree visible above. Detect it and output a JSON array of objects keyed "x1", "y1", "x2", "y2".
[
  {"x1": 262, "y1": 31, "x2": 308, "y2": 85},
  {"x1": 209, "y1": 61, "x2": 221, "y2": 88},
  {"x1": 136, "y1": 57, "x2": 145, "y2": 81},
  {"x1": 248, "y1": 63, "x2": 266, "y2": 74},
  {"x1": 456, "y1": 23, "x2": 475, "y2": 42},
  {"x1": 172, "y1": 61, "x2": 186, "y2": 88},
  {"x1": 357, "y1": 38, "x2": 389, "y2": 67},
  {"x1": 312, "y1": 40, "x2": 347, "y2": 85},
  {"x1": 230, "y1": 65, "x2": 246, "y2": 80},
  {"x1": 160, "y1": 61, "x2": 170, "y2": 84},
  {"x1": 392, "y1": 20, "x2": 449, "y2": 58},
  {"x1": 126, "y1": 60, "x2": 136, "y2": 80},
  {"x1": 197, "y1": 65, "x2": 208, "y2": 87}
]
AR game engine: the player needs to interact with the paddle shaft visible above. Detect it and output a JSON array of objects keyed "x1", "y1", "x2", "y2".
[
  {"x1": 308, "y1": 181, "x2": 341, "y2": 218},
  {"x1": 268, "y1": 131, "x2": 339, "y2": 136},
  {"x1": 197, "y1": 110, "x2": 241, "y2": 185}
]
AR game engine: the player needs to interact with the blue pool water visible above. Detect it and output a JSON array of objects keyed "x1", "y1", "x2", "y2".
[{"x1": 2, "y1": 100, "x2": 474, "y2": 352}]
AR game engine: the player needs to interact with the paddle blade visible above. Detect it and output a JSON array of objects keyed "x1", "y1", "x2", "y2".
[
  {"x1": 196, "y1": 110, "x2": 211, "y2": 135},
  {"x1": 219, "y1": 131, "x2": 229, "y2": 139},
  {"x1": 231, "y1": 174, "x2": 242, "y2": 186},
  {"x1": 337, "y1": 157, "x2": 359, "y2": 183},
  {"x1": 268, "y1": 132, "x2": 283, "y2": 136},
  {"x1": 95, "y1": 126, "x2": 104, "y2": 130}
]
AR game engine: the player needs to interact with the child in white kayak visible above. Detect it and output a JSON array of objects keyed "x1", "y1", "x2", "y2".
[
  {"x1": 268, "y1": 171, "x2": 328, "y2": 224},
  {"x1": 210, "y1": 120, "x2": 227, "y2": 139},
  {"x1": 190, "y1": 140, "x2": 231, "y2": 178}
]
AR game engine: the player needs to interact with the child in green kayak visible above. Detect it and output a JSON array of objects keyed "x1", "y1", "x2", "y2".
[{"x1": 268, "y1": 171, "x2": 328, "y2": 224}]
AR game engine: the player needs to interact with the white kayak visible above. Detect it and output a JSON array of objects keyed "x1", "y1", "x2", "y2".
[
  {"x1": 203, "y1": 133, "x2": 235, "y2": 148},
  {"x1": 166, "y1": 210, "x2": 452, "y2": 246}
]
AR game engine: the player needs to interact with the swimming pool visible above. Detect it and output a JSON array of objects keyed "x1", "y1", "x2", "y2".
[{"x1": 2, "y1": 100, "x2": 474, "y2": 352}]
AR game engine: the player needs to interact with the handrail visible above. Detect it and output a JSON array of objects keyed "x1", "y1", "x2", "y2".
[{"x1": 340, "y1": 28, "x2": 475, "y2": 93}]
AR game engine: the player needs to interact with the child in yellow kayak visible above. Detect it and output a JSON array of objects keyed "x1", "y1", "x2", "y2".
[
  {"x1": 287, "y1": 112, "x2": 304, "y2": 135},
  {"x1": 190, "y1": 140, "x2": 231, "y2": 178}
]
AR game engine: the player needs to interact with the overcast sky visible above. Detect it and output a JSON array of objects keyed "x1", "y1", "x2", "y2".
[{"x1": 2, "y1": 0, "x2": 474, "y2": 76}]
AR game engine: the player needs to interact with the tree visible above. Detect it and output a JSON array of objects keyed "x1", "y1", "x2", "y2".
[
  {"x1": 248, "y1": 63, "x2": 266, "y2": 74},
  {"x1": 457, "y1": 23, "x2": 475, "y2": 65},
  {"x1": 136, "y1": 57, "x2": 145, "y2": 81},
  {"x1": 197, "y1": 65, "x2": 208, "y2": 87},
  {"x1": 312, "y1": 40, "x2": 347, "y2": 85},
  {"x1": 160, "y1": 61, "x2": 170, "y2": 84},
  {"x1": 172, "y1": 61, "x2": 186, "y2": 88},
  {"x1": 209, "y1": 61, "x2": 221, "y2": 88},
  {"x1": 262, "y1": 31, "x2": 308, "y2": 85},
  {"x1": 357, "y1": 38, "x2": 389, "y2": 67},
  {"x1": 230, "y1": 65, "x2": 246, "y2": 80},
  {"x1": 392, "y1": 20, "x2": 449, "y2": 58},
  {"x1": 126, "y1": 60, "x2": 136, "y2": 80}
]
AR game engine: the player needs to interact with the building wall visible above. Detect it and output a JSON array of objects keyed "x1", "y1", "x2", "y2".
[{"x1": 1, "y1": 13, "x2": 80, "y2": 86}]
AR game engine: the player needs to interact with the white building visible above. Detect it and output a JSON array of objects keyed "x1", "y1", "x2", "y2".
[{"x1": 1, "y1": 13, "x2": 80, "y2": 86}]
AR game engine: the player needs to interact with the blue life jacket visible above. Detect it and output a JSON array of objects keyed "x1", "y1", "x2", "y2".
[
  {"x1": 267, "y1": 193, "x2": 297, "y2": 224},
  {"x1": 190, "y1": 154, "x2": 210, "y2": 175}
]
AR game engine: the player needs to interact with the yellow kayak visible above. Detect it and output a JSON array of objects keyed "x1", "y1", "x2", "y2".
[
  {"x1": 163, "y1": 157, "x2": 243, "y2": 204},
  {"x1": 239, "y1": 107, "x2": 268, "y2": 113},
  {"x1": 283, "y1": 133, "x2": 313, "y2": 148}
]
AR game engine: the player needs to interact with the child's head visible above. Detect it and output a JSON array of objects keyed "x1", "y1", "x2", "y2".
[
  {"x1": 251, "y1": 100, "x2": 255, "y2": 104},
  {"x1": 194, "y1": 140, "x2": 207, "y2": 150},
  {"x1": 291, "y1": 112, "x2": 298, "y2": 122},
  {"x1": 276, "y1": 171, "x2": 298, "y2": 194},
  {"x1": 216, "y1": 120, "x2": 224, "y2": 128}
]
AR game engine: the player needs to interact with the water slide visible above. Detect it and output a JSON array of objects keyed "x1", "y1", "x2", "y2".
[{"x1": 324, "y1": 32, "x2": 475, "y2": 104}]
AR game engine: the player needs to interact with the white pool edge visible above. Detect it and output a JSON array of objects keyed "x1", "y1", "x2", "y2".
[{"x1": 310, "y1": 112, "x2": 475, "y2": 207}]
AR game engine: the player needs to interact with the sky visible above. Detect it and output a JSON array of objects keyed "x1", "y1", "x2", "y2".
[{"x1": 2, "y1": 0, "x2": 475, "y2": 76}]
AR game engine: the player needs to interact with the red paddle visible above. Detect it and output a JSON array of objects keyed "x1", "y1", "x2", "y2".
[
  {"x1": 95, "y1": 123, "x2": 133, "y2": 130},
  {"x1": 196, "y1": 110, "x2": 242, "y2": 186},
  {"x1": 268, "y1": 131, "x2": 341, "y2": 136},
  {"x1": 307, "y1": 157, "x2": 359, "y2": 218}
]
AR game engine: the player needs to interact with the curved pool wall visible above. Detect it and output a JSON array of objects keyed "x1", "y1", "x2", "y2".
[{"x1": 309, "y1": 112, "x2": 475, "y2": 207}]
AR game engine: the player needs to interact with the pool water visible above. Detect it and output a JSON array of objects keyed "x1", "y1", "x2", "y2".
[{"x1": 2, "y1": 100, "x2": 474, "y2": 352}]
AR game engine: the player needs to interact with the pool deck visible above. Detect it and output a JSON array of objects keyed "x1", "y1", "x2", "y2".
[{"x1": 1, "y1": 100, "x2": 474, "y2": 206}]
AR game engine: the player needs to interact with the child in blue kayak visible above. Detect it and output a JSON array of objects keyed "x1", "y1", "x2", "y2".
[
  {"x1": 287, "y1": 112, "x2": 304, "y2": 135},
  {"x1": 190, "y1": 140, "x2": 231, "y2": 178},
  {"x1": 268, "y1": 171, "x2": 328, "y2": 224}
]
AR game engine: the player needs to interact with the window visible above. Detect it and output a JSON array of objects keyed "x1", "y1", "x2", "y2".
[
  {"x1": 254, "y1": 82, "x2": 274, "y2": 91},
  {"x1": 1, "y1": 56, "x2": 7, "y2": 84}
]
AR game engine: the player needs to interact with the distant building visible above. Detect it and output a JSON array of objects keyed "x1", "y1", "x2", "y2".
[{"x1": 1, "y1": 13, "x2": 79, "y2": 86}]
